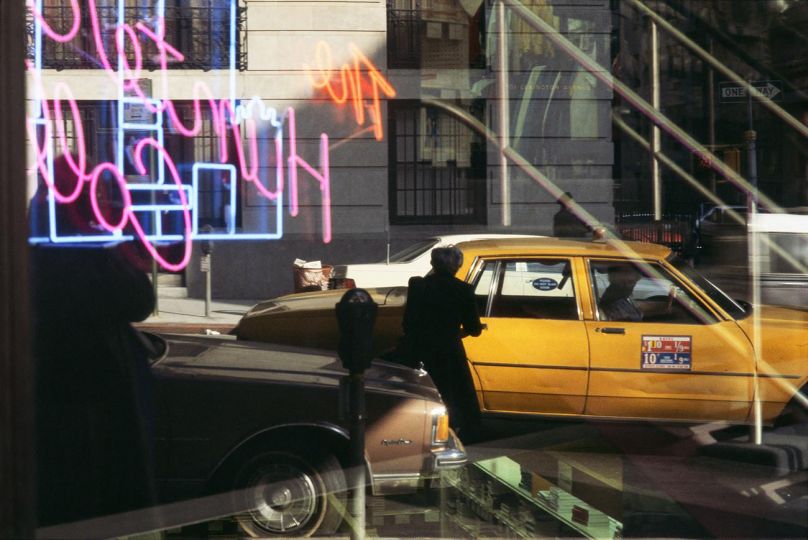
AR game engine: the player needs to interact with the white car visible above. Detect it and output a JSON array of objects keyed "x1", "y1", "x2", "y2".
[{"x1": 329, "y1": 234, "x2": 542, "y2": 289}]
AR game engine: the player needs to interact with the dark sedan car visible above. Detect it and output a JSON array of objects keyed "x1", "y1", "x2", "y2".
[{"x1": 148, "y1": 333, "x2": 466, "y2": 537}]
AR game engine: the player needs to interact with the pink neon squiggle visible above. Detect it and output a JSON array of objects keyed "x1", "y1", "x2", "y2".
[
  {"x1": 86, "y1": 0, "x2": 114, "y2": 75},
  {"x1": 29, "y1": 0, "x2": 81, "y2": 43},
  {"x1": 273, "y1": 136, "x2": 285, "y2": 199},
  {"x1": 240, "y1": 125, "x2": 283, "y2": 201},
  {"x1": 286, "y1": 108, "x2": 332, "y2": 243},
  {"x1": 287, "y1": 109, "x2": 300, "y2": 217},
  {"x1": 89, "y1": 162, "x2": 131, "y2": 232},
  {"x1": 51, "y1": 84, "x2": 88, "y2": 181},
  {"x1": 136, "y1": 21, "x2": 185, "y2": 66},
  {"x1": 160, "y1": 83, "x2": 224, "y2": 145},
  {"x1": 116, "y1": 23, "x2": 143, "y2": 88},
  {"x1": 35, "y1": 98, "x2": 86, "y2": 204},
  {"x1": 218, "y1": 100, "x2": 260, "y2": 183},
  {"x1": 30, "y1": 1, "x2": 251, "y2": 182},
  {"x1": 25, "y1": 59, "x2": 52, "y2": 180},
  {"x1": 319, "y1": 132, "x2": 332, "y2": 243},
  {"x1": 31, "y1": 2, "x2": 337, "y2": 265},
  {"x1": 26, "y1": 118, "x2": 51, "y2": 183},
  {"x1": 130, "y1": 138, "x2": 193, "y2": 272}
]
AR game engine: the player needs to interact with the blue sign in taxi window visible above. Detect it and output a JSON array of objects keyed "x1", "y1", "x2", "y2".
[{"x1": 532, "y1": 278, "x2": 558, "y2": 291}]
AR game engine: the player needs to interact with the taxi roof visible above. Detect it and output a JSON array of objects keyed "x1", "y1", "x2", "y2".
[{"x1": 453, "y1": 237, "x2": 673, "y2": 260}]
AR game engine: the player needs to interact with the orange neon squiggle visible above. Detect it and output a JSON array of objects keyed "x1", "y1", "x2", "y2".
[{"x1": 306, "y1": 42, "x2": 396, "y2": 141}]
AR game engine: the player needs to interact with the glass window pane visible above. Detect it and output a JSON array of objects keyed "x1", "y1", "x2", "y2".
[{"x1": 490, "y1": 259, "x2": 578, "y2": 320}]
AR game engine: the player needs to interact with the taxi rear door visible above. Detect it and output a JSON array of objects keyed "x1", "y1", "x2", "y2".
[
  {"x1": 463, "y1": 257, "x2": 589, "y2": 416},
  {"x1": 583, "y1": 258, "x2": 755, "y2": 422}
]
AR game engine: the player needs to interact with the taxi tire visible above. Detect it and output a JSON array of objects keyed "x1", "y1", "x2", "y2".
[
  {"x1": 774, "y1": 387, "x2": 808, "y2": 435},
  {"x1": 232, "y1": 445, "x2": 346, "y2": 537}
]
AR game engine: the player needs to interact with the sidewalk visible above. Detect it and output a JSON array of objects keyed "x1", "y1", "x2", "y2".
[{"x1": 136, "y1": 296, "x2": 260, "y2": 334}]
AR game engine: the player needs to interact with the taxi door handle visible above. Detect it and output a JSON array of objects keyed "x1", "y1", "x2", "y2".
[{"x1": 596, "y1": 327, "x2": 625, "y2": 335}]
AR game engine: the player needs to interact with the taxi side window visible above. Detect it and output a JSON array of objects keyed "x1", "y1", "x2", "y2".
[
  {"x1": 473, "y1": 262, "x2": 496, "y2": 314},
  {"x1": 489, "y1": 259, "x2": 579, "y2": 320},
  {"x1": 589, "y1": 260, "x2": 717, "y2": 324}
]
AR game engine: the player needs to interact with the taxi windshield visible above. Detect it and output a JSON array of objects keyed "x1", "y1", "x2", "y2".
[
  {"x1": 669, "y1": 256, "x2": 748, "y2": 320},
  {"x1": 385, "y1": 239, "x2": 440, "y2": 263}
]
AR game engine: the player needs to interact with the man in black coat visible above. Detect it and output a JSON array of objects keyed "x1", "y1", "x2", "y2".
[
  {"x1": 30, "y1": 154, "x2": 158, "y2": 526},
  {"x1": 402, "y1": 246, "x2": 485, "y2": 436}
]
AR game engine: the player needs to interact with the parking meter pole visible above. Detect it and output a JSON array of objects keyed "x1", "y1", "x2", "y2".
[
  {"x1": 149, "y1": 181, "x2": 160, "y2": 315},
  {"x1": 651, "y1": 20, "x2": 662, "y2": 222},
  {"x1": 205, "y1": 257, "x2": 212, "y2": 318},
  {"x1": 746, "y1": 85, "x2": 763, "y2": 444},
  {"x1": 347, "y1": 371, "x2": 366, "y2": 540},
  {"x1": 201, "y1": 226, "x2": 214, "y2": 318},
  {"x1": 335, "y1": 289, "x2": 377, "y2": 540},
  {"x1": 151, "y1": 257, "x2": 159, "y2": 316}
]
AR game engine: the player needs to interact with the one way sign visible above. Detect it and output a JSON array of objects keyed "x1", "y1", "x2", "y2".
[{"x1": 719, "y1": 80, "x2": 783, "y2": 102}]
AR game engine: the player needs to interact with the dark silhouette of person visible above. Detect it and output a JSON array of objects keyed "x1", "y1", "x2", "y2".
[
  {"x1": 30, "y1": 154, "x2": 158, "y2": 526},
  {"x1": 599, "y1": 265, "x2": 643, "y2": 322},
  {"x1": 401, "y1": 246, "x2": 485, "y2": 436},
  {"x1": 553, "y1": 191, "x2": 590, "y2": 238}
]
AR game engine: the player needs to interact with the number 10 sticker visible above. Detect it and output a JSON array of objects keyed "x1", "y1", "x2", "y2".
[{"x1": 641, "y1": 335, "x2": 692, "y2": 370}]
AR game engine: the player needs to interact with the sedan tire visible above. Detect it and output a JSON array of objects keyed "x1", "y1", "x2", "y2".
[{"x1": 233, "y1": 445, "x2": 347, "y2": 537}]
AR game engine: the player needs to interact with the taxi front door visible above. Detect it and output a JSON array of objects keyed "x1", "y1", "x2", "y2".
[
  {"x1": 583, "y1": 259, "x2": 755, "y2": 422},
  {"x1": 463, "y1": 258, "x2": 589, "y2": 416}
]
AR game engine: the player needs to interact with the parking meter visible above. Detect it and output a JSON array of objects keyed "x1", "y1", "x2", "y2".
[
  {"x1": 200, "y1": 224, "x2": 214, "y2": 256},
  {"x1": 200, "y1": 225, "x2": 214, "y2": 316},
  {"x1": 335, "y1": 288, "x2": 376, "y2": 539},
  {"x1": 201, "y1": 239, "x2": 213, "y2": 256},
  {"x1": 335, "y1": 288, "x2": 378, "y2": 373}
]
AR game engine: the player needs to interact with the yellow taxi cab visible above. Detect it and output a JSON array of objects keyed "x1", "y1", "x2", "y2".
[{"x1": 236, "y1": 238, "x2": 808, "y2": 426}]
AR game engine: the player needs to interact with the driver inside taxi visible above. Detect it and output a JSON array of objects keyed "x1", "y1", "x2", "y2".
[{"x1": 599, "y1": 265, "x2": 643, "y2": 321}]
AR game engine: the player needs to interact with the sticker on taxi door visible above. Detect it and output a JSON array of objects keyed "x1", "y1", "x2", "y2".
[{"x1": 641, "y1": 335, "x2": 692, "y2": 370}]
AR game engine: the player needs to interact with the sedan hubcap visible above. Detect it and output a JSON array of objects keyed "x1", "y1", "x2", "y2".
[{"x1": 248, "y1": 463, "x2": 320, "y2": 533}]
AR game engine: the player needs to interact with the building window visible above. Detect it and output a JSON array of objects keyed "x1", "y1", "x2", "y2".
[
  {"x1": 387, "y1": 0, "x2": 485, "y2": 70},
  {"x1": 29, "y1": 0, "x2": 244, "y2": 70},
  {"x1": 164, "y1": 102, "x2": 241, "y2": 230},
  {"x1": 387, "y1": 1, "x2": 422, "y2": 69},
  {"x1": 389, "y1": 101, "x2": 486, "y2": 224}
]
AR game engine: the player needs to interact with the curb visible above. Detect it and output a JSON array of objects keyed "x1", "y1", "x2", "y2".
[{"x1": 135, "y1": 322, "x2": 236, "y2": 335}]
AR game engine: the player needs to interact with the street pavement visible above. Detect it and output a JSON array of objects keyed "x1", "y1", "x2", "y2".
[{"x1": 136, "y1": 296, "x2": 259, "y2": 334}]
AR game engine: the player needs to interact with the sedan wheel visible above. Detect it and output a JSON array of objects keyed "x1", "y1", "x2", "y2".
[{"x1": 234, "y1": 448, "x2": 346, "y2": 537}]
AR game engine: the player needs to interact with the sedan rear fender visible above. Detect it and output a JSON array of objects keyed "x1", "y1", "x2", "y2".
[{"x1": 206, "y1": 422, "x2": 369, "y2": 491}]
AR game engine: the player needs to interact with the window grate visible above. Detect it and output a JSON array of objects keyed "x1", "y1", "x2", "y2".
[{"x1": 389, "y1": 101, "x2": 486, "y2": 224}]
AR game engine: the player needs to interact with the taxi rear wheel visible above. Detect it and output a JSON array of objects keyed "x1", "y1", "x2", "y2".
[
  {"x1": 774, "y1": 387, "x2": 808, "y2": 435},
  {"x1": 232, "y1": 445, "x2": 346, "y2": 537}
]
